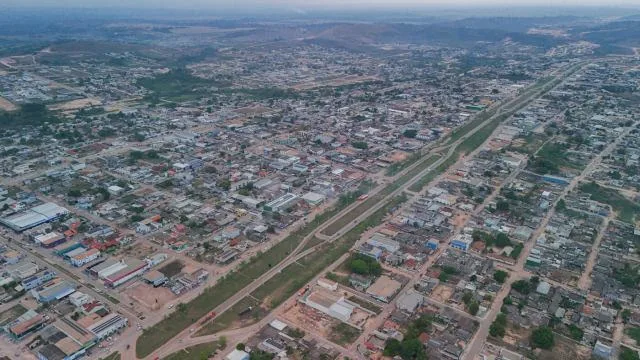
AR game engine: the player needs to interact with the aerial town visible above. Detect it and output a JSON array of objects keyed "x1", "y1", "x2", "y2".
[{"x1": 0, "y1": 6, "x2": 640, "y2": 360}]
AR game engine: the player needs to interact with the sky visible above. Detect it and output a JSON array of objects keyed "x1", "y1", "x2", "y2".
[{"x1": 2, "y1": 0, "x2": 640, "y2": 8}]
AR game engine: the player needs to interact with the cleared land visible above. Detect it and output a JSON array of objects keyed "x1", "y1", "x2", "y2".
[
  {"x1": 0, "y1": 96, "x2": 17, "y2": 111},
  {"x1": 579, "y1": 182, "x2": 640, "y2": 223},
  {"x1": 161, "y1": 341, "x2": 222, "y2": 360}
]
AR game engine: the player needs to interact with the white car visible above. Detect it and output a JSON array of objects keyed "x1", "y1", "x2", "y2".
[{"x1": 168, "y1": 304, "x2": 174, "y2": 309}]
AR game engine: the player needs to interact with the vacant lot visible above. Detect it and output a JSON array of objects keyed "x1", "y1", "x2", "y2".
[
  {"x1": 579, "y1": 182, "x2": 640, "y2": 223},
  {"x1": 162, "y1": 341, "x2": 222, "y2": 360}
]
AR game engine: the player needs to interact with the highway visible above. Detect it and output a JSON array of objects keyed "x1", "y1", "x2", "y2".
[{"x1": 143, "y1": 61, "x2": 587, "y2": 359}]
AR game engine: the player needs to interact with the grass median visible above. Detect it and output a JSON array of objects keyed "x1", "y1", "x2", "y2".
[{"x1": 196, "y1": 193, "x2": 408, "y2": 336}]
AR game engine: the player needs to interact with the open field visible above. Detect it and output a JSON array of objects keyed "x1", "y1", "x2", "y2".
[
  {"x1": 579, "y1": 181, "x2": 640, "y2": 223},
  {"x1": 161, "y1": 341, "x2": 222, "y2": 360},
  {"x1": 99, "y1": 352, "x2": 121, "y2": 360},
  {"x1": 48, "y1": 97, "x2": 102, "y2": 111},
  {"x1": 196, "y1": 296, "x2": 261, "y2": 335},
  {"x1": 123, "y1": 282, "x2": 176, "y2": 311}
]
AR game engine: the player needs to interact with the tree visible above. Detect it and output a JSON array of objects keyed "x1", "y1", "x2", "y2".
[
  {"x1": 531, "y1": 326, "x2": 554, "y2": 349},
  {"x1": 462, "y1": 292, "x2": 473, "y2": 305},
  {"x1": 350, "y1": 259, "x2": 369, "y2": 275},
  {"x1": 399, "y1": 338, "x2": 427, "y2": 360},
  {"x1": 511, "y1": 280, "x2": 531, "y2": 294},
  {"x1": 496, "y1": 200, "x2": 509, "y2": 212},
  {"x1": 236, "y1": 343, "x2": 246, "y2": 351},
  {"x1": 217, "y1": 179, "x2": 231, "y2": 191},
  {"x1": 494, "y1": 233, "x2": 512, "y2": 247},
  {"x1": 622, "y1": 309, "x2": 632, "y2": 323},
  {"x1": 490, "y1": 313, "x2": 508, "y2": 338},
  {"x1": 351, "y1": 141, "x2": 369, "y2": 150},
  {"x1": 468, "y1": 301, "x2": 480, "y2": 316},
  {"x1": 620, "y1": 348, "x2": 640, "y2": 360},
  {"x1": 493, "y1": 270, "x2": 508, "y2": 284},
  {"x1": 403, "y1": 129, "x2": 418, "y2": 138},
  {"x1": 383, "y1": 338, "x2": 402, "y2": 356}
]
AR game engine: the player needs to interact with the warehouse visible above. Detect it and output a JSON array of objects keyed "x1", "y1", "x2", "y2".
[
  {"x1": 69, "y1": 248, "x2": 100, "y2": 267},
  {"x1": 143, "y1": 270, "x2": 168, "y2": 287},
  {"x1": 0, "y1": 202, "x2": 69, "y2": 232},
  {"x1": 103, "y1": 258, "x2": 148, "y2": 287},
  {"x1": 31, "y1": 280, "x2": 76, "y2": 303},
  {"x1": 35, "y1": 232, "x2": 66, "y2": 248},
  {"x1": 263, "y1": 193, "x2": 299, "y2": 213},
  {"x1": 7, "y1": 310, "x2": 46, "y2": 339},
  {"x1": 87, "y1": 313, "x2": 128, "y2": 339}
]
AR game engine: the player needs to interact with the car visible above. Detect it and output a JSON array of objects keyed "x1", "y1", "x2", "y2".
[{"x1": 168, "y1": 304, "x2": 174, "y2": 309}]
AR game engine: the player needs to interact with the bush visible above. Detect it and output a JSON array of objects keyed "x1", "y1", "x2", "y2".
[{"x1": 531, "y1": 326, "x2": 554, "y2": 349}]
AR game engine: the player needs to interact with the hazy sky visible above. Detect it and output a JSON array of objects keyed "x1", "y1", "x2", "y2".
[{"x1": 2, "y1": 0, "x2": 640, "y2": 8}]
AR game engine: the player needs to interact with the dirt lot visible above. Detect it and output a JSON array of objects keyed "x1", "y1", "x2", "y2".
[
  {"x1": 122, "y1": 242, "x2": 157, "y2": 259},
  {"x1": 0, "y1": 96, "x2": 17, "y2": 111},
  {"x1": 48, "y1": 97, "x2": 102, "y2": 111},
  {"x1": 431, "y1": 284, "x2": 454, "y2": 303},
  {"x1": 124, "y1": 282, "x2": 176, "y2": 311},
  {"x1": 282, "y1": 303, "x2": 334, "y2": 338}
]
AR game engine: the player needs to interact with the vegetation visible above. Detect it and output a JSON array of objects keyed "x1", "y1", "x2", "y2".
[
  {"x1": 351, "y1": 141, "x2": 368, "y2": 150},
  {"x1": 489, "y1": 313, "x2": 507, "y2": 338},
  {"x1": 139, "y1": 67, "x2": 229, "y2": 102},
  {"x1": 620, "y1": 347, "x2": 640, "y2": 360},
  {"x1": 403, "y1": 129, "x2": 418, "y2": 138},
  {"x1": 161, "y1": 341, "x2": 221, "y2": 360},
  {"x1": 625, "y1": 327, "x2": 640, "y2": 345},
  {"x1": 493, "y1": 270, "x2": 509, "y2": 284},
  {"x1": 349, "y1": 254, "x2": 382, "y2": 276},
  {"x1": 0, "y1": 103, "x2": 60, "y2": 128},
  {"x1": 531, "y1": 326, "x2": 555, "y2": 349},
  {"x1": 137, "y1": 189, "x2": 376, "y2": 357},
  {"x1": 329, "y1": 323, "x2": 360, "y2": 346},
  {"x1": 579, "y1": 181, "x2": 640, "y2": 223},
  {"x1": 566, "y1": 324, "x2": 584, "y2": 341},
  {"x1": 383, "y1": 315, "x2": 432, "y2": 360}
]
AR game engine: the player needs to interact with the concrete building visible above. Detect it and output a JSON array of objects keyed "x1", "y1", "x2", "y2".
[
  {"x1": 31, "y1": 280, "x2": 76, "y2": 303},
  {"x1": 300, "y1": 289, "x2": 355, "y2": 322},
  {"x1": 263, "y1": 193, "x2": 299, "y2": 213},
  {"x1": 86, "y1": 313, "x2": 128, "y2": 339},
  {"x1": 301, "y1": 192, "x2": 326, "y2": 207},
  {"x1": 0, "y1": 202, "x2": 69, "y2": 232},
  {"x1": 21, "y1": 270, "x2": 56, "y2": 290},
  {"x1": 450, "y1": 234, "x2": 473, "y2": 252},
  {"x1": 69, "y1": 248, "x2": 100, "y2": 267}
]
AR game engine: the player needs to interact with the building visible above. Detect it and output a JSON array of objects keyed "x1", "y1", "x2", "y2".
[
  {"x1": 87, "y1": 258, "x2": 122, "y2": 278},
  {"x1": 263, "y1": 193, "x2": 299, "y2": 213},
  {"x1": 21, "y1": 270, "x2": 56, "y2": 290},
  {"x1": 366, "y1": 233, "x2": 400, "y2": 253},
  {"x1": 142, "y1": 270, "x2": 168, "y2": 287},
  {"x1": 450, "y1": 234, "x2": 473, "y2": 252},
  {"x1": 396, "y1": 290, "x2": 424, "y2": 314},
  {"x1": 215, "y1": 249, "x2": 239, "y2": 264},
  {"x1": 54, "y1": 242, "x2": 83, "y2": 257},
  {"x1": 426, "y1": 240, "x2": 439, "y2": 251},
  {"x1": 8, "y1": 262, "x2": 39, "y2": 280},
  {"x1": 69, "y1": 291, "x2": 93, "y2": 307},
  {"x1": 366, "y1": 275, "x2": 402, "y2": 303},
  {"x1": 301, "y1": 192, "x2": 326, "y2": 207},
  {"x1": 300, "y1": 289, "x2": 355, "y2": 322},
  {"x1": 1, "y1": 249, "x2": 21, "y2": 264},
  {"x1": 35, "y1": 232, "x2": 66, "y2": 248},
  {"x1": 0, "y1": 202, "x2": 69, "y2": 232},
  {"x1": 68, "y1": 248, "x2": 100, "y2": 267},
  {"x1": 86, "y1": 313, "x2": 128, "y2": 339},
  {"x1": 31, "y1": 280, "x2": 76, "y2": 303},
  {"x1": 225, "y1": 349, "x2": 250, "y2": 360},
  {"x1": 103, "y1": 258, "x2": 148, "y2": 287},
  {"x1": 7, "y1": 310, "x2": 46, "y2": 339}
]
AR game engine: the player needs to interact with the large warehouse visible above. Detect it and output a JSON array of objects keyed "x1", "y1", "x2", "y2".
[{"x1": 0, "y1": 202, "x2": 69, "y2": 232}]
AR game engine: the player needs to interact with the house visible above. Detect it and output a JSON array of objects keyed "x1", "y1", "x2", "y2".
[
  {"x1": 450, "y1": 234, "x2": 473, "y2": 252},
  {"x1": 396, "y1": 291, "x2": 424, "y2": 314}
]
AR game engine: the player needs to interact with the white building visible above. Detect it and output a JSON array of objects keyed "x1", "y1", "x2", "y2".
[{"x1": 87, "y1": 313, "x2": 128, "y2": 339}]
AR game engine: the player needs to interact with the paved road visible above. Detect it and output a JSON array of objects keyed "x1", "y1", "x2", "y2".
[{"x1": 145, "y1": 61, "x2": 590, "y2": 360}]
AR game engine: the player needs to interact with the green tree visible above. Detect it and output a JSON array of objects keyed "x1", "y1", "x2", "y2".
[
  {"x1": 531, "y1": 326, "x2": 554, "y2": 349},
  {"x1": 236, "y1": 343, "x2": 245, "y2": 351},
  {"x1": 468, "y1": 301, "x2": 480, "y2": 316},
  {"x1": 350, "y1": 259, "x2": 369, "y2": 275},
  {"x1": 399, "y1": 338, "x2": 427, "y2": 360},
  {"x1": 620, "y1": 348, "x2": 640, "y2": 360},
  {"x1": 403, "y1": 129, "x2": 418, "y2": 138},
  {"x1": 383, "y1": 338, "x2": 402, "y2": 356},
  {"x1": 493, "y1": 270, "x2": 509, "y2": 284}
]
